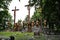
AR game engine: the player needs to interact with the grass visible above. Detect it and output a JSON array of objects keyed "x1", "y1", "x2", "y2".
[
  {"x1": 0, "y1": 32, "x2": 34, "y2": 40},
  {"x1": 0, "y1": 32, "x2": 46, "y2": 40}
]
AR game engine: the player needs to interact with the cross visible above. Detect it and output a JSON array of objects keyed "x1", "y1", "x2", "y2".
[
  {"x1": 25, "y1": 5, "x2": 31, "y2": 32},
  {"x1": 25, "y1": 5, "x2": 30, "y2": 23},
  {"x1": 12, "y1": 6, "x2": 19, "y2": 28}
]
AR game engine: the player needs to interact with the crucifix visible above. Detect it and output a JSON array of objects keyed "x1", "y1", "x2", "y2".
[
  {"x1": 25, "y1": 5, "x2": 30, "y2": 23},
  {"x1": 12, "y1": 6, "x2": 19, "y2": 28},
  {"x1": 25, "y1": 4, "x2": 31, "y2": 32}
]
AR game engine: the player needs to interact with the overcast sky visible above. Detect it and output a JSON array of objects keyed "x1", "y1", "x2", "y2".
[{"x1": 9, "y1": 0, "x2": 35, "y2": 23}]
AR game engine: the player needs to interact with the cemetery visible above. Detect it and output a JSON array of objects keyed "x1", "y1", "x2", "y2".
[{"x1": 0, "y1": 0, "x2": 60, "y2": 40}]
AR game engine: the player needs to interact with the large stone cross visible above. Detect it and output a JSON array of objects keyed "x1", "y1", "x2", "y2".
[{"x1": 12, "y1": 6, "x2": 19, "y2": 27}]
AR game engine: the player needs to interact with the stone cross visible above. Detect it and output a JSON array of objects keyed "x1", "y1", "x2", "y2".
[{"x1": 12, "y1": 6, "x2": 19, "y2": 28}]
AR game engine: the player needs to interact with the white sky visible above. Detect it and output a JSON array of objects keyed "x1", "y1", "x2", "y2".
[{"x1": 9, "y1": 0, "x2": 35, "y2": 23}]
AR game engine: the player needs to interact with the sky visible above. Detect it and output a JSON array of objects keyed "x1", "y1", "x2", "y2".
[{"x1": 9, "y1": 0, "x2": 35, "y2": 23}]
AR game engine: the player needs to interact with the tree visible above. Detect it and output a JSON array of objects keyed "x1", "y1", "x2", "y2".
[
  {"x1": 31, "y1": 7, "x2": 42, "y2": 21},
  {"x1": 43, "y1": 0, "x2": 60, "y2": 34},
  {"x1": 0, "y1": 0, "x2": 12, "y2": 31},
  {"x1": 30, "y1": 0, "x2": 60, "y2": 34},
  {"x1": 0, "y1": 0, "x2": 12, "y2": 9}
]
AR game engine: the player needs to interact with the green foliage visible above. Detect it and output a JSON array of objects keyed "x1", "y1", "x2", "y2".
[
  {"x1": 0, "y1": 0, "x2": 12, "y2": 9},
  {"x1": 0, "y1": 0, "x2": 12, "y2": 31},
  {"x1": 30, "y1": 0, "x2": 60, "y2": 33},
  {"x1": 31, "y1": 11, "x2": 41, "y2": 21},
  {"x1": 43, "y1": 0, "x2": 60, "y2": 32}
]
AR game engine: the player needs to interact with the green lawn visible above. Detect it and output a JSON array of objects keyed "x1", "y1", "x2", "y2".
[{"x1": 0, "y1": 32, "x2": 46, "y2": 40}]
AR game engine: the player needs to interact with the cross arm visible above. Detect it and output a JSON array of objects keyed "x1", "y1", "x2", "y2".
[
  {"x1": 25, "y1": 5, "x2": 29, "y2": 7},
  {"x1": 12, "y1": 9, "x2": 19, "y2": 11}
]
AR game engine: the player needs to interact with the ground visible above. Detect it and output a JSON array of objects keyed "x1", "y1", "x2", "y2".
[{"x1": 0, "y1": 32, "x2": 46, "y2": 40}]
